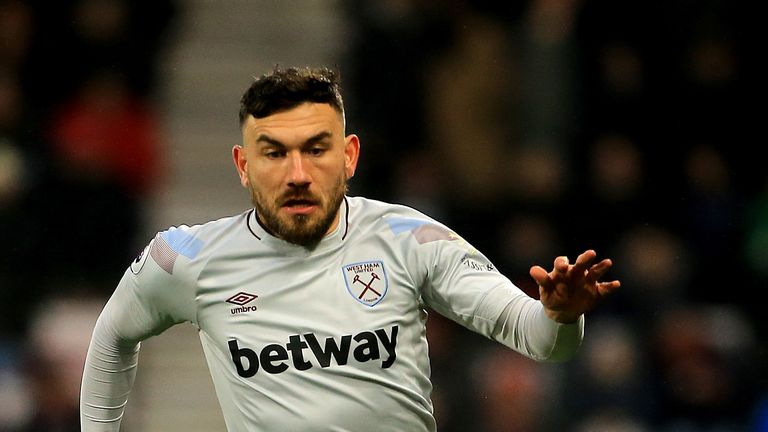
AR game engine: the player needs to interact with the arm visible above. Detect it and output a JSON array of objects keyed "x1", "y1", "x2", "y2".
[
  {"x1": 81, "y1": 235, "x2": 197, "y2": 430},
  {"x1": 424, "y1": 263, "x2": 585, "y2": 362},
  {"x1": 80, "y1": 275, "x2": 158, "y2": 430},
  {"x1": 482, "y1": 287, "x2": 585, "y2": 362},
  {"x1": 419, "y1": 233, "x2": 617, "y2": 362}
]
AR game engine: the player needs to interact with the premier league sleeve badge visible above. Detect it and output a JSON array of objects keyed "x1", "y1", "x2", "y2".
[{"x1": 130, "y1": 243, "x2": 150, "y2": 275}]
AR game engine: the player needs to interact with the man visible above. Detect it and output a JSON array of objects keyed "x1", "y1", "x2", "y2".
[{"x1": 80, "y1": 66, "x2": 620, "y2": 431}]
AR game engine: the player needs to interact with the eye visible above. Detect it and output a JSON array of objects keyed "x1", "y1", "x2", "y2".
[
  {"x1": 307, "y1": 147, "x2": 326, "y2": 157},
  {"x1": 265, "y1": 150, "x2": 285, "y2": 159}
]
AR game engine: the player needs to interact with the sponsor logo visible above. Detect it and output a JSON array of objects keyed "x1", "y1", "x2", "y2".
[
  {"x1": 226, "y1": 292, "x2": 259, "y2": 314},
  {"x1": 342, "y1": 261, "x2": 388, "y2": 306},
  {"x1": 228, "y1": 325, "x2": 399, "y2": 376}
]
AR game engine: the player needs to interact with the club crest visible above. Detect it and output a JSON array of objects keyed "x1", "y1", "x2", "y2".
[{"x1": 342, "y1": 260, "x2": 388, "y2": 306}]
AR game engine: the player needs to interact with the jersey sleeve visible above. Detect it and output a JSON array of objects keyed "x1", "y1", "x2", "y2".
[
  {"x1": 80, "y1": 230, "x2": 199, "y2": 430},
  {"x1": 415, "y1": 226, "x2": 584, "y2": 362}
]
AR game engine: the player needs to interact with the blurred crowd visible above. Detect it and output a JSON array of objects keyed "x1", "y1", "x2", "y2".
[
  {"x1": 0, "y1": 0, "x2": 177, "y2": 430},
  {"x1": 341, "y1": 1, "x2": 764, "y2": 431},
  {"x1": 0, "y1": 0, "x2": 765, "y2": 431}
]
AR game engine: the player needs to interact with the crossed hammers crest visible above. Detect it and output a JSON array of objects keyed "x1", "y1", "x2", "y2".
[{"x1": 352, "y1": 272, "x2": 382, "y2": 299}]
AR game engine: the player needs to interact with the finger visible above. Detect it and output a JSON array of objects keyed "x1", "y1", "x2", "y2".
[
  {"x1": 572, "y1": 250, "x2": 597, "y2": 274},
  {"x1": 585, "y1": 259, "x2": 614, "y2": 284},
  {"x1": 554, "y1": 256, "x2": 569, "y2": 274},
  {"x1": 596, "y1": 280, "x2": 621, "y2": 296},
  {"x1": 589, "y1": 258, "x2": 613, "y2": 271},
  {"x1": 529, "y1": 266, "x2": 553, "y2": 289}
]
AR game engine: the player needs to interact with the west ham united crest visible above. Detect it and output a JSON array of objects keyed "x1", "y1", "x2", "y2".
[{"x1": 342, "y1": 260, "x2": 388, "y2": 306}]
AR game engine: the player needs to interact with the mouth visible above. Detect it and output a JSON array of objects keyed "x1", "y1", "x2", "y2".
[{"x1": 281, "y1": 198, "x2": 319, "y2": 215}]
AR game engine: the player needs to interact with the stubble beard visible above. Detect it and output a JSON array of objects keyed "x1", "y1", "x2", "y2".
[{"x1": 250, "y1": 175, "x2": 347, "y2": 247}]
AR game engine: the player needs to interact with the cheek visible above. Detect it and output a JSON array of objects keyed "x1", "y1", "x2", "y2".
[
  {"x1": 247, "y1": 180, "x2": 272, "y2": 205},
  {"x1": 318, "y1": 164, "x2": 347, "y2": 191},
  {"x1": 247, "y1": 169, "x2": 287, "y2": 202},
  {"x1": 247, "y1": 165, "x2": 276, "y2": 188},
  {"x1": 244, "y1": 171, "x2": 265, "y2": 195}
]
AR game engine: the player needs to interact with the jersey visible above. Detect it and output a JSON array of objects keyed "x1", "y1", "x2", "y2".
[{"x1": 80, "y1": 196, "x2": 584, "y2": 431}]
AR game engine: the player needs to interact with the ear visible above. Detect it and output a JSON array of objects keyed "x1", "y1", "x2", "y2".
[
  {"x1": 232, "y1": 144, "x2": 249, "y2": 187},
  {"x1": 344, "y1": 134, "x2": 360, "y2": 178}
]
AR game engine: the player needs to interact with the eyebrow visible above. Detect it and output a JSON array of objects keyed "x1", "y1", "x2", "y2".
[{"x1": 255, "y1": 131, "x2": 333, "y2": 148}]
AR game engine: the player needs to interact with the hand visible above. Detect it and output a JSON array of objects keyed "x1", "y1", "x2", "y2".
[{"x1": 529, "y1": 250, "x2": 620, "y2": 324}]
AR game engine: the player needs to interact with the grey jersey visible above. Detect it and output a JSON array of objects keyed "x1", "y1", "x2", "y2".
[{"x1": 80, "y1": 196, "x2": 584, "y2": 431}]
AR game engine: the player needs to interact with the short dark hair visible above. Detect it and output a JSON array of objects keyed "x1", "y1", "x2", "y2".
[{"x1": 238, "y1": 66, "x2": 344, "y2": 126}]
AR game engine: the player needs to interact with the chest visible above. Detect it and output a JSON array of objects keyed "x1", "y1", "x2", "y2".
[{"x1": 194, "y1": 242, "x2": 422, "y2": 344}]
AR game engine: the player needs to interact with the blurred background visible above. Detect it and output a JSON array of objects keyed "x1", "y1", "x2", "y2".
[{"x1": 0, "y1": 0, "x2": 764, "y2": 431}]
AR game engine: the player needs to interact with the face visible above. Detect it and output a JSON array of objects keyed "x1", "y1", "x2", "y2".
[{"x1": 233, "y1": 102, "x2": 359, "y2": 246}]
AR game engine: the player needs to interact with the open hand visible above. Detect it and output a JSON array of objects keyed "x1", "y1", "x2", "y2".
[{"x1": 529, "y1": 250, "x2": 620, "y2": 323}]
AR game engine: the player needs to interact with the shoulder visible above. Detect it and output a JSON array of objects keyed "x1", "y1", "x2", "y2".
[
  {"x1": 161, "y1": 211, "x2": 247, "y2": 239},
  {"x1": 163, "y1": 209, "x2": 253, "y2": 245},
  {"x1": 346, "y1": 196, "x2": 437, "y2": 220},
  {"x1": 346, "y1": 196, "x2": 456, "y2": 244},
  {"x1": 132, "y1": 210, "x2": 249, "y2": 276}
]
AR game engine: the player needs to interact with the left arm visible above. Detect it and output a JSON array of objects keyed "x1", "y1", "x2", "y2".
[{"x1": 419, "y1": 238, "x2": 600, "y2": 362}]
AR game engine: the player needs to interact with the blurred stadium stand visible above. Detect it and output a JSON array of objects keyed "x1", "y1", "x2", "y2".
[{"x1": 0, "y1": 1, "x2": 763, "y2": 431}]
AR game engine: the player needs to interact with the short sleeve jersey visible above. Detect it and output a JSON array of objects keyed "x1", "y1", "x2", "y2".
[{"x1": 80, "y1": 196, "x2": 584, "y2": 431}]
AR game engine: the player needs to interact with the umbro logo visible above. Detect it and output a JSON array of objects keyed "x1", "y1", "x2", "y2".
[
  {"x1": 227, "y1": 292, "x2": 258, "y2": 305},
  {"x1": 227, "y1": 292, "x2": 258, "y2": 314}
]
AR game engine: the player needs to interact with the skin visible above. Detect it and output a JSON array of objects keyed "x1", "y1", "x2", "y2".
[
  {"x1": 233, "y1": 102, "x2": 360, "y2": 247},
  {"x1": 530, "y1": 249, "x2": 621, "y2": 323},
  {"x1": 233, "y1": 102, "x2": 618, "y2": 322}
]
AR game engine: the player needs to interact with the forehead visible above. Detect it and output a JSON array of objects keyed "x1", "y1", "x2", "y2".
[{"x1": 243, "y1": 103, "x2": 343, "y2": 144}]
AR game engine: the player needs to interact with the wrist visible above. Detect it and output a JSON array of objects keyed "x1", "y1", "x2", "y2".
[{"x1": 544, "y1": 308, "x2": 581, "y2": 324}]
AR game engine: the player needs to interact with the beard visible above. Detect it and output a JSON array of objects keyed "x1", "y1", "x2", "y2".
[{"x1": 249, "y1": 175, "x2": 347, "y2": 247}]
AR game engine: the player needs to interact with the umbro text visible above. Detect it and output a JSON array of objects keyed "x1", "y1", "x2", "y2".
[{"x1": 230, "y1": 305, "x2": 258, "y2": 314}]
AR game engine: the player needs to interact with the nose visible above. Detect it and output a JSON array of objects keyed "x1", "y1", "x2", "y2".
[{"x1": 287, "y1": 152, "x2": 311, "y2": 187}]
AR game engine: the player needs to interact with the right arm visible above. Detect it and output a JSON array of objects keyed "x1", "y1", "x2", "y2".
[{"x1": 80, "y1": 233, "x2": 198, "y2": 431}]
